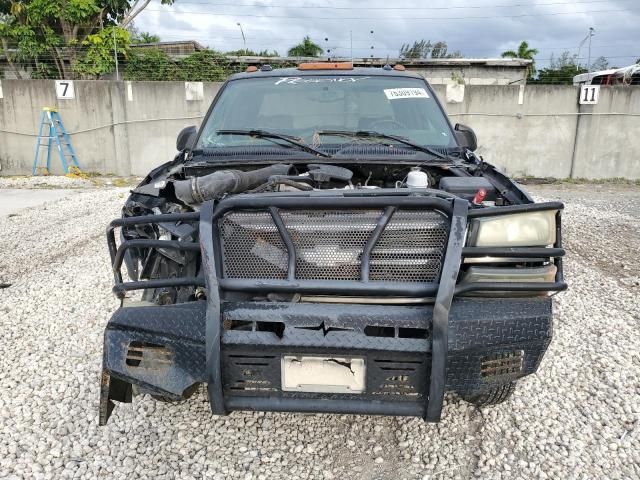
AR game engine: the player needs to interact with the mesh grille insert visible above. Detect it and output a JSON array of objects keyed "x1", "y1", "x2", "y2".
[
  {"x1": 280, "y1": 209, "x2": 382, "y2": 280},
  {"x1": 219, "y1": 208, "x2": 449, "y2": 283},
  {"x1": 220, "y1": 211, "x2": 288, "y2": 279},
  {"x1": 370, "y1": 210, "x2": 448, "y2": 282}
]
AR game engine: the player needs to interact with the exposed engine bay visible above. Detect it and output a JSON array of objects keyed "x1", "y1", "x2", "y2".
[
  {"x1": 120, "y1": 159, "x2": 530, "y2": 306},
  {"x1": 130, "y1": 161, "x2": 506, "y2": 209}
]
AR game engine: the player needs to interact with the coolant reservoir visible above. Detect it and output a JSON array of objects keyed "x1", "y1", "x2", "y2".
[{"x1": 406, "y1": 168, "x2": 430, "y2": 188}]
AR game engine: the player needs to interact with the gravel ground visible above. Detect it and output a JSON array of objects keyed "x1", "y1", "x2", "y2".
[
  {"x1": 0, "y1": 175, "x2": 139, "y2": 190},
  {"x1": 0, "y1": 178, "x2": 639, "y2": 479}
]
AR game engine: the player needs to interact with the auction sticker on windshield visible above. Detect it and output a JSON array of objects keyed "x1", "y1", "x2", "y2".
[{"x1": 384, "y1": 88, "x2": 430, "y2": 100}]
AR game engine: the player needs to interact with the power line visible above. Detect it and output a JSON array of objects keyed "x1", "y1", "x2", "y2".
[
  {"x1": 3, "y1": 111, "x2": 640, "y2": 139},
  {"x1": 143, "y1": 6, "x2": 628, "y2": 20},
  {"x1": 168, "y1": 0, "x2": 633, "y2": 10},
  {"x1": 10, "y1": 28, "x2": 640, "y2": 52},
  {"x1": 7, "y1": 54, "x2": 638, "y2": 63},
  {"x1": 11, "y1": 33, "x2": 639, "y2": 52}
]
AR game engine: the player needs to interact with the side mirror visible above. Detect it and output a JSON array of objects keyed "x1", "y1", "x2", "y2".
[
  {"x1": 454, "y1": 123, "x2": 477, "y2": 151},
  {"x1": 176, "y1": 125, "x2": 197, "y2": 151}
]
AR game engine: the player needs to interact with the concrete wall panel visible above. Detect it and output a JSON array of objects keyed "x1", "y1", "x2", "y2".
[
  {"x1": 572, "y1": 87, "x2": 640, "y2": 179},
  {"x1": 0, "y1": 80, "x2": 638, "y2": 179}
]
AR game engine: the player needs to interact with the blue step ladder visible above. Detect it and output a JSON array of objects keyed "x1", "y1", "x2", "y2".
[{"x1": 32, "y1": 107, "x2": 81, "y2": 175}]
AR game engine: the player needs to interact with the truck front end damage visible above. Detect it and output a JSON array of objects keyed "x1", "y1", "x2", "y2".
[
  {"x1": 100, "y1": 189, "x2": 565, "y2": 425},
  {"x1": 99, "y1": 66, "x2": 567, "y2": 425}
]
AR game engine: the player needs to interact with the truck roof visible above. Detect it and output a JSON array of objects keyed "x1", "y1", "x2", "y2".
[{"x1": 228, "y1": 65, "x2": 425, "y2": 81}]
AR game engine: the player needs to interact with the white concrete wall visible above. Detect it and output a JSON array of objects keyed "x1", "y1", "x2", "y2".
[
  {"x1": 0, "y1": 80, "x2": 222, "y2": 176},
  {"x1": 0, "y1": 80, "x2": 639, "y2": 179}
]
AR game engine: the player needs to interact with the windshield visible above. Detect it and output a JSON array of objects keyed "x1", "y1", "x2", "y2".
[{"x1": 196, "y1": 75, "x2": 456, "y2": 151}]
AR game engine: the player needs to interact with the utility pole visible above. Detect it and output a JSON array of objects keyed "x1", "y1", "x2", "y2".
[
  {"x1": 577, "y1": 27, "x2": 594, "y2": 73},
  {"x1": 113, "y1": 27, "x2": 119, "y2": 81},
  {"x1": 587, "y1": 27, "x2": 594, "y2": 77},
  {"x1": 237, "y1": 22, "x2": 246, "y2": 53}
]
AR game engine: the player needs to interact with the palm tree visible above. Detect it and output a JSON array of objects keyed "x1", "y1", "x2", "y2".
[
  {"x1": 287, "y1": 36, "x2": 323, "y2": 57},
  {"x1": 501, "y1": 41, "x2": 539, "y2": 79}
]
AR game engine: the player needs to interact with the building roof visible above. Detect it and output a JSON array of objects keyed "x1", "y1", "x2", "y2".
[{"x1": 130, "y1": 40, "x2": 206, "y2": 51}]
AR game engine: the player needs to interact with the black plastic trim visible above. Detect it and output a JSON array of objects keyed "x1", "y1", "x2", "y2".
[
  {"x1": 467, "y1": 201, "x2": 562, "y2": 218},
  {"x1": 113, "y1": 277, "x2": 205, "y2": 295}
]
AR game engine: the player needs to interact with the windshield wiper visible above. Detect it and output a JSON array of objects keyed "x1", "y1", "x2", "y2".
[
  {"x1": 317, "y1": 129, "x2": 452, "y2": 161},
  {"x1": 216, "y1": 129, "x2": 331, "y2": 158}
]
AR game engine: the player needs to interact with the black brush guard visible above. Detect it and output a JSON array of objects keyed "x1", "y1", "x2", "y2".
[{"x1": 102, "y1": 191, "x2": 566, "y2": 424}]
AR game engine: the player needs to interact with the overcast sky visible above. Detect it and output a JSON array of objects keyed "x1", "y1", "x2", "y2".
[{"x1": 135, "y1": 0, "x2": 639, "y2": 68}]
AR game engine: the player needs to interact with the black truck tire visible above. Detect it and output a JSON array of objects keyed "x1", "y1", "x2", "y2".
[{"x1": 461, "y1": 382, "x2": 516, "y2": 407}]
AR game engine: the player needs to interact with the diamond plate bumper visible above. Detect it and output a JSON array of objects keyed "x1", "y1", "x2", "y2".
[{"x1": 100, "y1": 296, "x2": 552, "y2": 425}]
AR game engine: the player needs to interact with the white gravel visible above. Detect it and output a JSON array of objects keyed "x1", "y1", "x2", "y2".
[
  {"x1": 0, "y1": 175, "x2": 95, "y2": 190},
  {"x1": 0, "y1": 178, "x2": 639, "y2": 479}
]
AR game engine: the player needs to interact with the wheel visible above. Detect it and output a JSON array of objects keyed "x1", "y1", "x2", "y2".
[{"x1": 461, "y1": 382, "x2": 516, "y2": 407}]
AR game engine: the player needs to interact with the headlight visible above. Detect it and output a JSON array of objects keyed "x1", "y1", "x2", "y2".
[{"x1": 467, "y1": 210, "x2": 557, "y2": 247}]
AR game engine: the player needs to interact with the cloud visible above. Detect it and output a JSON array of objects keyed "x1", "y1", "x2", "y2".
[{"x1": 134, "y1": 0, "x2": 640, "y2": 67}]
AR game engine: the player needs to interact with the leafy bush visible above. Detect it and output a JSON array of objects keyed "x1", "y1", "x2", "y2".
[
  {"x1": 125, "y1": 48, "x2": 178, "y2": 81},
  {"x1": 123, "y1": 49, "x2": 244, "y2": 81},
  {"x1": 175, "y1": 50, "x2": 228, "y2": 81}
]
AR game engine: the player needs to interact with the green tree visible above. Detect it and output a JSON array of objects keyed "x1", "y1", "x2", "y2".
[
  {"x1": 431, "y1": 41, "x2": 448, "y2": 59},
  {"x1": 501, "y1": 41, "x2": 538, "y2": 79},
  {"x1": 400, "y1": 40, "x2": 432, "y2": 59},
  {"x1": 287, "y1": 36, "x2": 323, "y2": 57},
  {"x1": 257, "y1": 49, "x2": 279, "y2": 57},
  {"x1": 590, "y1": 56, "x2": 609, "y2": 72},
  {"x1": 74, "y1": 26, "x2": 130, "y2": 78},
  {"x1": 530, "y1": 52, "x2": 586, "y2": 85},
  {"x1": 533, "y1": 65, "x2": 587, "y2": 84},
  {"x1": 0, "y1": 0, "x2": 173, "y2": 79},
  {"x1": 131, "y1": 31, "x2": 161, "y2": 44},
  {"x1": 549, "y1": 51, "x2": 579, "y2": 69},
  {"x1": 226, "y1": 48, "x2": 279, "y2": 57},
  {"x1": 399, "y1": 40, "x2": 462, "y2": 59},
  {"x1": 226, "y1": 48, "x2": 257, "y2": 56}
]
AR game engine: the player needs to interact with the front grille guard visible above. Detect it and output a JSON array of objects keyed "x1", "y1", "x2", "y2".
[{"x1": 106, "y1": 193, "x2": 566, "y2": 421}]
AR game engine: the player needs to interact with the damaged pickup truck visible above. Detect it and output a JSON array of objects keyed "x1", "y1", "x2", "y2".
[{"x1": 101, "y1": 62, "x2": 566, "y2": 425}]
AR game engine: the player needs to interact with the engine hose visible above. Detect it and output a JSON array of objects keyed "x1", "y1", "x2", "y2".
[
  {"x1": 173, "y1": 164, "x2": 292, "y2": 204},
  {"x1": 249, "y1": 179, "x2": 314, "y2": 193}
]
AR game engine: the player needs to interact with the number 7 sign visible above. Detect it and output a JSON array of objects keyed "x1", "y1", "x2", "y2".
[
  {"x1": 579, "y1": 85, "x2": 599, "y2": 105},
  {"x1": 55, "y1": 80, "x2": 75, "y2": 100}
]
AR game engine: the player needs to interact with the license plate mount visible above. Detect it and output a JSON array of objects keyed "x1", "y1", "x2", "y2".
[{"x1": 281, "y1": 355, "x2": 366, "y2": 394}]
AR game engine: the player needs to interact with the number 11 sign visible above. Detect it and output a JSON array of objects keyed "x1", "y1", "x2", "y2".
[{"x1": 579, "y1": 85, "x2": 600, "y2": 105}]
